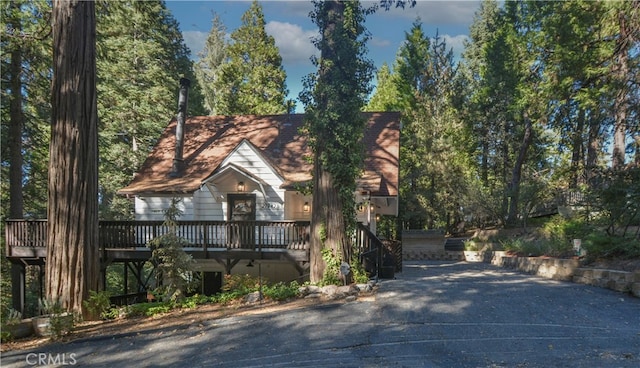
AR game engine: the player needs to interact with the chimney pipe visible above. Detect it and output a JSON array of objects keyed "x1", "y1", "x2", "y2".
[{"x1": 171, "y1": 77, "x2": 190, "y2": 176}]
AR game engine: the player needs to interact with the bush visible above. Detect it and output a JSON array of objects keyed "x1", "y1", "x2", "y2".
[
  {"x1": 262, "y1": 281, "x2": 300, "y2": 301},
  {"x1": 83, "y1": 290, "x2": 115, "y2": 320},
  {"x1": 222, "y1": 274, "x2": 259, "y2": 294},
  {"x1": 583, "y1": 233, "x2": 640, "y2": 261},
  {"x1": 124, "y1": 302, "x2": 172, "y2": 317},
  {"x1": 500, "y1": 238, "x2": 544, "y2": 256}
]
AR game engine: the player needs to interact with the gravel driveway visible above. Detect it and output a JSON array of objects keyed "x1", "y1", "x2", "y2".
[{"x1": 2, "y1": 261, "x2": 639, "y2": 367}]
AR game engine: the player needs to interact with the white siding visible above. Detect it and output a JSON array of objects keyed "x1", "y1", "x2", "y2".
[
  {"x1": 193, "y1": 188, "x2": 224, "y2": 221},
  {"x1": 284, "y1": 191, "x2": 312, "y2": 221},
  {"x1": 135, "y1": 141, "x2": 299, "y2": 222},
  {"x1": 220, "y1": 141, "x2": 286, "y2": 221},
  {"x1": 135, "y1": 195, "x2": 194, "y2": 221}
]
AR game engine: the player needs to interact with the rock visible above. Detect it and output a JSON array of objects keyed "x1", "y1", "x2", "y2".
[
  {"x1": 321, "y1": 285, "x2": 339, "y2": 298},
  {"x1": 243, "y1": 291, "x2": 262, "y2": 303},
  {"x1": 345, "y1": 295, "x2": 357, "y2": 302},
  {"x1": 337, "y1": 285, "x2": 359, "y2": 297}
]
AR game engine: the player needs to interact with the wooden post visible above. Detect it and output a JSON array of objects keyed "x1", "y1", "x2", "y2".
[{"x1": 11, "y1": 263, "x2": 25, "y2": 315}]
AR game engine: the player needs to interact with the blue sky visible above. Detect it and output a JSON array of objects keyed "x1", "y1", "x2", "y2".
[{"x1": 165, "y1": 0, "x2": 482, "y2": 111}]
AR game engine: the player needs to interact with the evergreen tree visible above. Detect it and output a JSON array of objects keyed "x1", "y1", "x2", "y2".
[
  {"x1": 194, "y1": 12, "x2": 227, "y2": 115},
  {"x1": 96, "y1": 0, "x2": 205, "y2": 219},
  {"x1": 365, "y1": 63, "x2": 399, "y2": 112},
  {"x1": 300, "y1": 0, "x2": 375, "y2": 283},
  {"x1": 215, "y1": 1, "x2": 289, "y2": 115},
  {"x1": 392, "y1": 21, "x2": 431, "y2": 229},
  {"x1": 1, "y1": 0, "x2": 51, "y2": 219}
]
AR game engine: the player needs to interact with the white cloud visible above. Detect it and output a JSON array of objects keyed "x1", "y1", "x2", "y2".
[
  {"x1": 373, "y1": 0, "x2": 480, "y2": 25},
  {"x1": 183, "y1": 30, "x2": 208, "y2": 58},
  {"x1": 371, "y1": 36, "x2": 392, "y2": 48},
  {"x1": 265, "y1": 21, "x2": 318, "y2": 66},
  {"x1": 439, "y1": 34, "x2": 469, "y2": 61}
]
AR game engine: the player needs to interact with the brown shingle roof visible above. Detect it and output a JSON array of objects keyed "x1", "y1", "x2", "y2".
[{"x1": 118, "y1": 112, "x2": 400, "y2": 197}]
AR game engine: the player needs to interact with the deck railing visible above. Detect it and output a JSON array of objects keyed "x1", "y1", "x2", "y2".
[{"x1": 5, "y1": 220, "x2": 310, "y2": 257}]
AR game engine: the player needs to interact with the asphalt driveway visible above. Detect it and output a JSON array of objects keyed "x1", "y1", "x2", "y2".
[{"x1": 2, "y1": 261, "x2": 639, "y2": 367}]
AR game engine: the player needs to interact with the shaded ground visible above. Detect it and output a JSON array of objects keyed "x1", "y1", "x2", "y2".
[
  {"x1": 2, "y1": 261, "x2": 639, "y2": 368},
  {"x1": 2, "y1": 257, "x2": 637, "y2": 354},
  {"x1": 1, "y1": 296, "x2": 348, "y2": 353}
]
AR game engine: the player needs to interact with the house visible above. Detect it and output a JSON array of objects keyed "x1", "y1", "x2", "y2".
[{"x1": 117, "y1": 110, "x2": 400, "y2": 283}]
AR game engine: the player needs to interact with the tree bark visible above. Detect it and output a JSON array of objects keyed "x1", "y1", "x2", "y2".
[
  {"x1": 47, "y1": 0, "x2": 100, "y2": 318},
  {"x1": 612, "y1": 6, "x2": 632, "y2": 169},
  {"x1": 309, "y1": 0, "x2": 350, "y2": 284},
  {"x1": 8, "y1": 0, "x2": 24, "y2": 219},
  {"x1": 506, "y1": 112, "x2": 533, "y2": 225},
  {"x1": 570, "y1": 108, "x2": 585, "y2": 187}
]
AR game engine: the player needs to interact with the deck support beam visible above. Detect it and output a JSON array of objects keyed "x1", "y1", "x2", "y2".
[{"x1": 11, "y1": 262, "x2": 26, "y2": 315}]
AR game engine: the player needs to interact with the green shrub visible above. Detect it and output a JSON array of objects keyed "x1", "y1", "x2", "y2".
[
  {"x1": 583, "y1": 233, "x2": 640, "y2": 260},
  {"x1": 320, "y1": 248, "x2": 341, "y2": 286},
  {"x1": 83, "y1": 290, "x2": 115, "y2": 320},
  {"x1": 210, "y1": 290, "x2": 246, "y2": 304},
  {"x1": 464, "y1": 239, "x2": 481, "y2": 251},
  {"x1": 125, "y1": 302, "x2": 172, "y2": 317},
  {"x1": 178, "y1": 294, "x2": 211, "y2": 309},
  {"x1": 262, "y1": 281, "x2": 300, "y2": 301},
  {"x1": 222, "y1": 274, "x2": 259, "y2": 294}
]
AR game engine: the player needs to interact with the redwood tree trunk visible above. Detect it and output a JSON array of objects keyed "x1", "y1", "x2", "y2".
[
  {"x1": 310, "y1": 157, "x2": 347, "y2": 283},
  {"x1": 309, "y1": 0, "x2": 350, "y2": 284},
  {"x1": 46, "y1": 0, "x2": 100, "y2": 318},
  {"x1": 8, "y1": 0, "x2": 24, "y2": 219}
]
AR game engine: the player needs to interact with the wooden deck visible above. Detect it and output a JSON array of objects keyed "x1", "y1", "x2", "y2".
[
  {"x1": 5, "y1": 219, "x2": 310, "y2": 264},
  {"x1": 5, "y1": 219, "x2": 388, "y2": 314}
]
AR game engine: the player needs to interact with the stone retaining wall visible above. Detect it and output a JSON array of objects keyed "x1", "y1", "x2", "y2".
[
  {"x1": 463, "y1": 251, "x2": 640, "y2": 298},
  {"x1": 400, "y1": 240, "x2": 640, "y2": 297},
  {"x1": 401, "y1": 230, "x2": 445, "y2": 258}
]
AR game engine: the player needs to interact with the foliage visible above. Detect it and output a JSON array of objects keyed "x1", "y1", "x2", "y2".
[
  {"x1": 262, "y1": 281, "x2": 300, "y2": 301},
  {"x1": 176, "y1": 294, "x2": 210, "y2": 309},
  {"x1": 222, "y1": 274, "x2": 259, "y2": 294},
  {"x1": 300, "y1": 0, "x2": 375, "y2": 283},
  {"x1": 82, "y1": 290, "x2": 115, "y2": 320},
  {"x1": 95, "y1": 0, "x2": 205, "y2": 219},
  {"x1": 147, "y1": 198, "x2": 195, "y2": 302},
  {"x1": 349, "y1": 259, "x2": 369, "y2": 284},
  {"x1": 3, "y1": 308, "x2": 22, "y2": 325},
  {"x1": 587, "y1": 168, "x2": 640, "y2": 237},
  {"x1": 38, "y1": 298, "x2": 75, "y2": 340},
  {"x1": 214, "y1": 1, "x2": 290, "y2": 115},
  {"x1": 583, "y1": 233, "x2": 640, "y2": 261},
  {"x1": 194, "y1": 12, "x2": 227, "y2": 115},
  {"x1": 215, "y1": 275, "x2": 300, "y2": 302},
  {"x1": 368, "y1": 19, "x2": 475, "y2": 232},
  {"x1": 319, "y1": 247, "x2": 342, "y2": 286},
  {"x1": 124, "y1": 302, "x2": 172, "y2": 318},
  {"x1": 1, "y1": 0, "x2": 52, "y2": 219}
]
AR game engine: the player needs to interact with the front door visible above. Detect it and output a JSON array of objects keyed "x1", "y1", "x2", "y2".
[{"x1": 227, "y1": 194, "x2": 256, "y2": 248}]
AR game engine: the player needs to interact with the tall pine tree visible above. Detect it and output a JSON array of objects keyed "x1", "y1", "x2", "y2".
[
  {"x1": 96, "y1": 0, "x2": 205, "y2": 219},
  {"x1": 215, "y1": 1, "x2": 289, "y2": 115},
  {"x1": 194, "y1": 12, "x2": 227, "y2": 116}
]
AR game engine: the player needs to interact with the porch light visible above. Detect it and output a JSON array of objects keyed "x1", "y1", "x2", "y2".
[
  {"x1": 237, "y1": 181, "x2": 245, "y2": 192},
  {"x1": 303, "y1": 202, "x2": 310, "y2": 212}
]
